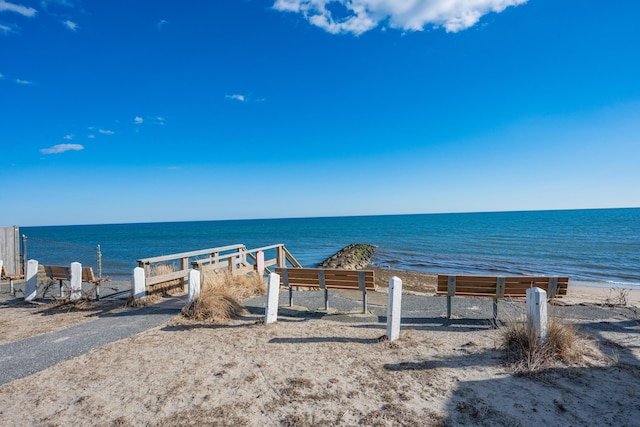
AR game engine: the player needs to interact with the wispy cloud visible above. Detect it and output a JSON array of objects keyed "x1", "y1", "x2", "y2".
[
  {"x1": 40, "y1": 143, "x2": 84, "y2": 154},
  {"x1": 62, "y1": 19, "x2": 77, "y2": 31},
  {"x1": 272, "y1": 0, "x2": 527, "y2": 35},
  {"x1": 15, "y1": 78, "x2": 34, "y2": 85},
  {"x1": 226, "y1": 94, "x2": 246, "y2": 102},
  {"x1": 225, "y1": 94, "x2": 265, "y2": 103},
  {"x1": 134, "y1": 116, "x2": 143, "y2": 124},
  {"x1": 98, "y1": 129, "x2": 114, "y2": 135},
  {"x1": 0, "y1": 0, "x2": 38, "y2": 17},
  {"x1": 157, "y1": 19, "x2": 169, "y2": 31},
  {"x1": 41, "y1": 0, "x2": 76, "y2": 9},
  {"x1": 0, "y1": 71, "x2": 4, "y2": 79},
  {"x1": 63, "y1": 134, "x2": 73, "y2": 140},
  {"x1": 0, "y1": 22, "x2": 17, "y2": 34}
]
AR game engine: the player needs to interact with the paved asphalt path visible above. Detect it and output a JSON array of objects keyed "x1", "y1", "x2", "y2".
[
  {"x1": 1, "y1": 289, "x2": 636, "y2": 386},
  {"x1": 0, "y1": 295, "x2": 186, "y2": 385}
]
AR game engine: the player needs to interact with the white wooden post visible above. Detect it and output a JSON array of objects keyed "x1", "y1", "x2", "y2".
[
  {"x1": 265, "y1": 272, "x2": 280, "y2": 324},
  {"x1": 25, "y1": 259, "x2": 38, "y2": 302},
  {"x1": 256, "y1": 251, "x2": 265, "y2": 276},
  {"x1": 0, "y1": 259, "x2": 3, "y2": 276},
  {"x1": 386, "y1": 276, "x2": 402, "y2": 341},
  {"x1": 131, "y1": 267, "x2": 146, "y2": 302},
  {"x1": 526, "y1": 287, "x2": 548, "y2": 344},
  {"x1": 70, "y1": 262, "x2": 82, "y2": 301},
  {"x1": 187, "y1": 269, "x2": 201, "y2": 304}
]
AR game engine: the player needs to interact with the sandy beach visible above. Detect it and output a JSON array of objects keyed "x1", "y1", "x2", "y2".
[{"x1": 0, "y1": 270, "x2": 639, "y2": 426}]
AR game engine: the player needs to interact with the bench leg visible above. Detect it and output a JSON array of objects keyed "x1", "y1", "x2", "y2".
[
  {"x1": 289, "y1": 286, "x2": 293, "y2": 307},
  {"x1": 59, "y1": 280, "x2": 64, "y2": 298},
  {"x1": 324, "y1": 288, "x2": 329, "y2": 311},
  {"x1": 96, "y1": 284, "x2": 100, "y2": 301},
  {"x1": 493, "y1": 298, "x2": 498, "y2": 320},
  {"x1": 447, "y1": 296, "x2": 452, "y2": 319},
  {"x1": 10, "y1": 279, "x2": 14, "y2": 295},
  {"x1": 362, "y1": 290, "x2": 367, "y2": 314}
]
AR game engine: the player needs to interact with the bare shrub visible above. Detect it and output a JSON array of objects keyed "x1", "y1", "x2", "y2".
[
  {"x1": 503, "y1": 317, "x2": 583, "y2": 374},
  {"x1": 604, "y1": 288, "x2": 630, "y2": 307},
  {"x1": 181, "y1": 266, "x2": 266, "y2": 323}
]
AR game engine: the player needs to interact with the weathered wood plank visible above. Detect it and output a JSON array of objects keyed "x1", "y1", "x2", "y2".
[{"x1": 146, "y1": 269, "x2": 189, "y2": 286}]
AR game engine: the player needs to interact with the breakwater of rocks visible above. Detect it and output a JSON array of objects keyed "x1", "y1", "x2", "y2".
[{"x1": 317, "y1": 244, "x2": 376, "y2": 270}]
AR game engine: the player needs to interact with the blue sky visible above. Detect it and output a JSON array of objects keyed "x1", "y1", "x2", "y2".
[{"x1": 1, "y1": 0, "x2": 639, "y2": 226}]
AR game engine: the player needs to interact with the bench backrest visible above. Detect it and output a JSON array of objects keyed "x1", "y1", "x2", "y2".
[
  {"x1": 40, "y1": 265, "x2": 97, "y2": 283},
  {"x1": 275, "y1": 268, "x2": 376, "y2": 291},
  {"x1": 1, "y1": 263, "x2": 23, "y2": 279},
  {"x1": 437, "y1": 275, "x2": 569, "y2": 299}
]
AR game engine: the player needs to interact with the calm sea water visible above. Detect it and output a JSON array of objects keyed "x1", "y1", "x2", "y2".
[{"x1": 20, "y1": 208, "x2": 640, "y2": 288}]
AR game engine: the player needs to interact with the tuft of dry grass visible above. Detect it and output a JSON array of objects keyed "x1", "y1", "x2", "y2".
[
  {"x1": 125, "y1": 296, "x2": 149, "y2": 307},
  {"x1": 502, "y1": 316, "x2": 585, "y2": 374},
  {"x1": 147, "y1": 264, "x2": 184, "y2": 302},
  {"x1": 181, "y1": 266, "x2": 266, "y2": 323}
]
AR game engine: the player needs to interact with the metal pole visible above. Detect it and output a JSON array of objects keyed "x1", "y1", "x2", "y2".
[
  {"x1": 21, "y1": 234, "x2": 27, "y2": 276},
  {"x1": 96, "y1": 245, "x2": 102, "y2": 301},
  {"x1": 97, "y1": 245, "x2": 102, "y2": 279}
]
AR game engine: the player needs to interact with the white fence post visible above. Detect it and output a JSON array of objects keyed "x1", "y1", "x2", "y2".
[
  {"x1": 265, "y1": 272, "x2": 280, "y2": 324},
  {"x1": 70, "y1": 262, "x2": 82, "y2": 301},
  {"x1": 526, "y1": 287, "x2": 548, "y2": 344},
  {"x1": 256, "y1": 251, "x2": 265, "y2": 276},
  {"x1": 25, "y1": 259, "x2": 38, "y2": 302},
  {"x1": 387, "y1": 276, "x2": 403, "y2": 341},
  {"x1": 187, "y1": 269, "x2": 201, "y2": 304},
  {"x1": 131, "y1": 267, "x2": 146, "y2": 302}
]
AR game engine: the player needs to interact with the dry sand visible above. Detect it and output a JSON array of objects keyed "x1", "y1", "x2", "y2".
[{"x1": 0, "y1": 271, "x2": 639, "y2": 426}]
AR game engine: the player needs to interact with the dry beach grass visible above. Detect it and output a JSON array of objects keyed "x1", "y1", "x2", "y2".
[{"x1": 0, "y1": 269, "x2": 639, "y2": 426}]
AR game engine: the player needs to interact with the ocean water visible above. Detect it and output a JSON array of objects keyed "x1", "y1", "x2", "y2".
[{"x1": 19, "y1": 208, "x2": 640, "y2": 288}]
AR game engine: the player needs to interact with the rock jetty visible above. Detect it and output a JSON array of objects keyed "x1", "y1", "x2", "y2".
[{"x1": 317, "y1": 243, "x2": 376, "y2": 270}]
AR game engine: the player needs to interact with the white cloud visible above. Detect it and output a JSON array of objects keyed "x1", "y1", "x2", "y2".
[
  {"x1": 40, "y1": 143, "x2": 84, "y2": 154},
  {"x1": 41, "y1": 0, "x2": 76, "y2": 9},
  {"x1": 0, "y1": 22, "x2": 16, "y2": 34},
  {"x1": 272, "y1": 0, "x2": 527, "y2": 35},
  {"x1": 0, "y1": 0, "x2": 38, "y2": 17},
  {"x1": 157, "y1": 19, "x2": 169, "y2": 31},
  {"x1": 62, "y1": 19, "x2": 77, "y2": 31},
  {"x1": 98, "y1": 129, "x2": 114, "y2": 135},
  {"x1": 15, "y1": 78, "x2": 34, "y2": 85},
  {"x1": 134, "y1": 116, "x2": 143, "y2": 124},
  {"x1": 63, "y1": 134, "x2": 73, "y2": 139},
  {"x1": 226, "y1": 94, "x2": 246, "y2": 102},
  {"x1": 87, "y1": 134, "x2": 95, "y2": 139}
]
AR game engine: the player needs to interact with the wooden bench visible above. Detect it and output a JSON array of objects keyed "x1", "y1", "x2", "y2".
[
  {"x1": 275, "y1": 268, "x2": 376, "y2": 313},
  {"x1": 40, "y1": 265, "x2": 107, "y2": 298},
  {"x1": 1, "y1": 263, "x2": 24, "y2": 294},
  {"x1": 436, "y1": 274, "x2": 569, "y2": 319}
]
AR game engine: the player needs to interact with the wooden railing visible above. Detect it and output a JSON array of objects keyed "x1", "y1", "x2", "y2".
[{"x1": 137, "y1": 243, "x2": 302, "y2": 289}]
